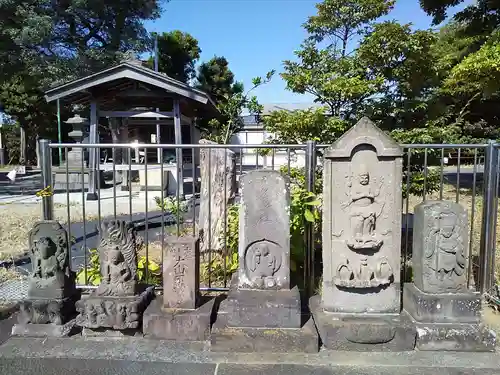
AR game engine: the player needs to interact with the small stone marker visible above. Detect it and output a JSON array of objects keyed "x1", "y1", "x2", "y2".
[
  {"x1": 238, "y1": 169, "x2": 290, "y2": 290},
  {"x1": 75, "y1": 220, "x2": 154, "y2": 334},
  {"x1": 404, "y1": 200, "x2": 496, "y2": 352},
  {"x1": 163, "y1": 236, "x2": 199, "y2": 309},
  {"x1": 142, "y1": 235, "x2": 215, "y2": 341},
  {"x1": 310, "y1": 117, "x2": 416, "y2": 351},
  {"x1": 211, "y1": 170, "x2": 318, "y2": 353},
  {"x1": 12, "y1": 221, "x2": 81, "y2": 337}
]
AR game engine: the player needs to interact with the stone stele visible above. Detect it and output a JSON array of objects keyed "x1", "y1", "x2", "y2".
[
  {"x1": 211, "y1": 170, "x2": 318, "y2": 353},
  {"x1": 311, "y1": 117, "x2": 416, "y2": 351},
  {"x1": 143, "y1": 236, "x2": 216, "y2": 342},
  {"x1": 75, "y1": 220, "x2": 153, "y2": 333},
  {"x1": 403, "y1": 200, "x2": 496, "y2": 352},
  {"x1": 12, "y1": 221, "x2": 81, "y2": 337},
  {"x1": 198, "y1": 139, "x2": 236, "y2": 253}
]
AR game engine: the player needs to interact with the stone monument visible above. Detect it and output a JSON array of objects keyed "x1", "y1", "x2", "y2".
[
  {"x1": 75, "y1": 220, "x2": 154, "y2": 335},
  {"x1": 12, "y1": 221, "x2": 81, "y2": 337},
  {"x1": 142, "y1": 236, "x2": 216, "y2": 341},
  {"x1": 310, "y1": 117, "x2": 416, "y2": 351},
  {"x1": 403, "y1": 200, "x2": 496, "y2": 351},
  {"x1": 211, "y1": 170, "x2": 318, "y2": 353},
  {"x1": 198, "y1": 139, "x2": 236, "y2": 253}
]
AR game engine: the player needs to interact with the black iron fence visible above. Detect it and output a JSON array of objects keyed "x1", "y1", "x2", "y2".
[{"x1": 39, "y1": 140, "x2": 499, "y2": 298}]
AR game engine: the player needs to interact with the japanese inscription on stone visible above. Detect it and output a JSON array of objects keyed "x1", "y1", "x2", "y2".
[
  {"x1": 163, "y1": 237, "x2": 199, "y2": 309},
  {"x1": 413, "y1": 200, "x2": 468, "y2": 293},
  {"x1": 238, "y1": 170, "x2": 290, "y2": 290}
]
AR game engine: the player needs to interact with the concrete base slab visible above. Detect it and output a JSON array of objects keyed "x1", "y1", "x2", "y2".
[
  {"x1": 11, "y1": 319, "x2": 80, "y2": 337},
  {"x1": 310, "y1": 295, "x2": 416, "y2": 351},
  {"x1": 82, "y1": 327, "x2": 143, "y2": 337},
  {"x1": 1, "y1": 337, "x2": 500, "y2": 375},
  {"x1": 142, "y1": 298, "x2": 215, "y2": 341},
  {"x1": 210, "y1": 313, "x2": 319, "y2": 353}
]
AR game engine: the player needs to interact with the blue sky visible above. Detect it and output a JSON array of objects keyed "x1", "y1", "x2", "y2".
[{"x1": 147, "y1": 0, "x2": 472, "y2": 104}]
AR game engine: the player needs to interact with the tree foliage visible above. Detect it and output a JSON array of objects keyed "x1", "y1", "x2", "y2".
[
  {"x1": 148, "y1": 30, "x2": 201, "y2": 83},
  {"x1": 196, "y1": 56, "x2": 243, "y2": 103},
  {"x1": 0, "y1": 0, "x2": 164, "y2": 164}
]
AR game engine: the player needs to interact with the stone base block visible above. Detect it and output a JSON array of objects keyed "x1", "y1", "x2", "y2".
[
  {"x1": 12, "y1": 319, "x2": 79, "y2": 337},
  {"x1": 310, "y1": 295, "x2": 416, "y2": 351},
  {"x1": 224, "y1": 286, "x2": 301, "y2": 328},
  {"x1": 76, "y1": 286, "x2": 154, "y2": 330},
  {"x1": 210, "y1": 312, "x2": 319, "y2": 353},
  {"x1": 18, "y1": 294, "x2": 80, "y2": 326},
  {"x1": 413, "y1": 322, "x2": 496, "y2": 352},
  {"x1": 403, "y1": 283, "x2": 481, "y2": 323},
  {"x1": 143, "y1": 297, "x2": 215, "y2": 341}
]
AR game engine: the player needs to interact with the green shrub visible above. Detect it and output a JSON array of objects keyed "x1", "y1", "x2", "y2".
[{"x1": 155, "y1": 196, "x2": 188, "y2": 223}]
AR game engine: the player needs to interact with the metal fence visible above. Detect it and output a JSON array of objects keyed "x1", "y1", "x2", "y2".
[{"x1": 39, "y1": 140, "x2": 499, "y2": 298}]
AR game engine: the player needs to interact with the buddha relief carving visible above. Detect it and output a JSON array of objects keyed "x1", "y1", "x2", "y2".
[{"x1": 341, "y1": 164, "x2": 385, "y2": 252}]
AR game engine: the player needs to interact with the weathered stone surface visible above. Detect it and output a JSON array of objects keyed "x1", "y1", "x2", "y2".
[
  {"x1": 322, "y1": 117, "x2": 403, "y2": 314},
  {"x1": 198, "y1": 139, "x2": 236, "y2": 253},
  {"x1": 163, "y1": 236, "x2": 199, "y2": 310},
  {"x1": 415, "y1": 322, "x2": 496, "y2": 352},
  {"x1": 310, "y1": 295, "x2": 416, "y2": 351},
  {"x1": 75, "y1": 220, "x2": 153, "y2": 331},
  {"x1": 143, "y1": 297, "x2": 215, "y2": 341},
  {"x1": 17, "y1": 295, "x2": 80, "y2": 326},
  {"x1": 238, "y1": 170, "x2": 290, "y2": 290},
  {"x1": 81, "y1": 327, "x2": 142, "y2": 337},
  {"x1": 94, "y1": 220, "x2": 139, "y2": 297},
  {"x1": 27, "y1": 221, "x2": 76, "y2": 300},
  {"x1": 75, "y1": 286, "x2": 154, "y2": 330},
  {"x1": 14, "y1": 221, "x2": 80, "y2": 336},
  {"x1": 413, "y1": 201, "x2": 468, "y2": 294},
  {"x1": 211, "y1": 311, "x2": 319, "y2": 353},
  {"x1": 11, "y1": 319, "x2": 79, "y2": 337},
  {"x1": 403, "y1": 283, "x2": 481, "y2": 323},
  {"x1": 224, "y1": 282, "x2": 301, "y2": 329}
]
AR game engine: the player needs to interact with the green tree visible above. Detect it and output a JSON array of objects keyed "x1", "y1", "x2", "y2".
[
  {"x1": 0, "y1": 0, "x2": 164, "y2": 163},
  {"x1": 202, "y1": 71, "x2": 275, "y2": 144},
  {"x1": 148, "y1": 30, "x2": 201, "y2": 83},
  {"x1": 281, "y1": 0, "x2": 394, "y2": 117},
  {"x1": 195, "y1": 56, "x2": 243, "y2": 103}
]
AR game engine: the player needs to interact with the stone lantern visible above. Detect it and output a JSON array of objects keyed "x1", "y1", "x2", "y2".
[{"x1": 64, "y1": 113, "x2": 89, "y2": 168}]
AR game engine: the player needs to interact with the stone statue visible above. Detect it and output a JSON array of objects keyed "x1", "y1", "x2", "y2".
[
  {"x1": 28, "y1": 221, "x2": 74, "y2": 299},
  {"x1": 95, "y1": 220, "x2": 137, "y2": 296},
  {"x1": 13, "y1": 221, "x2": 81, "y2": 336},
  {"x1": 75, "y1": 220, "x2": 154, "y2": 332},
  {"x1": 425, "y1": 211, "x2": 466, "y2": 281},
  {"x1": 244, "y1": 240, "x2": 283, "y2": 288},
  {"x1": 342, "y1": 164, "x2": 385, "y2": 251}
]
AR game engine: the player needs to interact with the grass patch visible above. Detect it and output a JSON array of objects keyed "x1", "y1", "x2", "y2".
[{"x1": 0, "y1": 267, "x2": 24, "y2": 283}]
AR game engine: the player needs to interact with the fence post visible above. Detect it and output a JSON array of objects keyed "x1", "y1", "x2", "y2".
[
  {"x1": 304, "y1": 140, "x2": 317, "y2": 297},
  {"x1": 479, "y1": 140, "x2": 498, "y2": 294},
  {"x1": 40, "y1": 139, "x2": 54, "y2": 221}
]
